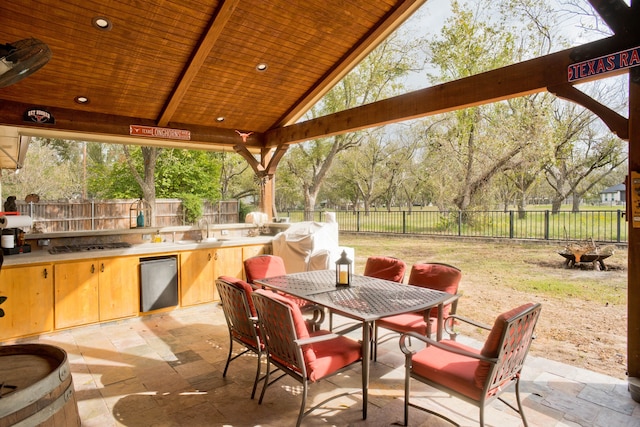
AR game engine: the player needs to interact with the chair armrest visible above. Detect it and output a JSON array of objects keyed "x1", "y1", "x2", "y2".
[
  {"x1": 295, "y1": 322, "x2": 363, "y2": 346},
  {"x1": 295, "y1": 333, "x2": 341, "y2": 346},
  {"x1": 330, "y1": 322, "x2": 363, "y2": 336},
  {"x1": 444, "y1": 313, "x2": 492, "y2": 336},
  {"x1": 399, "y1": 331, "x2": 497, "y2": 364}
]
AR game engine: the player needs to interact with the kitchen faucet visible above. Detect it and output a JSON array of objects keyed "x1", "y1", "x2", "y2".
[{"x1": 197, "y1": 217, "x2": 210, "y2": 241}]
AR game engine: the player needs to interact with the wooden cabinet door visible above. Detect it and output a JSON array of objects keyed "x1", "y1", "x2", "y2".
[
  {"x1": 214, "y1": 247, "x2": 243, "y2": 300},
  {"x1": 243, "y1": 244, "x2": 268, "y2": 260},
  {"x1": 180, "y1": 249, "x2": 215, "y2": 306},
  {"x1": 99, "y1": 256, "x2": 140, "y2": 321},
  {"x1": 54, "y1": 260, "x2": 100, "y2": 329},
  {"x1": 0, "y1": 264, "x2": 53, "y2": 340}
]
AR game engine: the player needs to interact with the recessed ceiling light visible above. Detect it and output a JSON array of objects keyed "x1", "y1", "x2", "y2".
[
  {"x1": 216, "y1": 117, "x2": 225, "y2": 122},
  {"x1": 92, "y1": 16, "x2": 113, "y2": 31},
  {"x1": 256, "y1": 63, "x2": 268, "y2": 72},
  {"x1": 75, "y1": 96, "x2": 89, "y2": 104}
]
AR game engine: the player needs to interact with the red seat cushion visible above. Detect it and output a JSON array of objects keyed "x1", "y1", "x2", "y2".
[
  {"x1": 244, "y1": 255, "x2": 286, "y2": 283},
  {"x1": 364, "y1": 256, "x2": 406, "y2": 283},
  {"x1": 376, "y1": 312, "x2": 433, "y2": 336},
  {"x1": 408, "y1": 263, "x2": 461, "y2": 317},
  {"x1": 411, "y1": 340, "x2": 483, "y2": 401},
  {"x1": 307, "y1": 333, "x2": 362, "y2": 382},
  {"x1": 475, "y1": 303, "x2": 535, "y2": 388}
]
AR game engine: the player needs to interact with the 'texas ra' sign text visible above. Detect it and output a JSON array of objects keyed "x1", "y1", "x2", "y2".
[{"x1": 568, "y1": 46, "x2": 640, "y2": 82}]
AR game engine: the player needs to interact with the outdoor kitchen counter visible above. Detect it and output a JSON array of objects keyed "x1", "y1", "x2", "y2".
[{"x1": 1, "y1": 236, "x2": 274, "y2": 266}]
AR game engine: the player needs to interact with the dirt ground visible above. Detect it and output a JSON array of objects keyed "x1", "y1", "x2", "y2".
[
  {"x1": 459, "y1": 264, "x2": 628, "y2": 380},
  {"x1": 342, "y1": 235, "x2": 629, "y2": 380}
]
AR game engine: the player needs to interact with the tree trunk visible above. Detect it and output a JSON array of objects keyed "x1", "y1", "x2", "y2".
[
  {"x1": 303, "y1": 187, "x2": 316, "y2": 221},
  {"x1": 571, "y1": 192, "x2": 581, "y2": 213},
  {"x1": 517, "y1": 197, "x2": 527, "y2": 219}
]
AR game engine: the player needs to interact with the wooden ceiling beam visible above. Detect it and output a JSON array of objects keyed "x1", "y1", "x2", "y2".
[
  {"x1": 233, "y1": 144, "x2": 289, "y2": 178},
  {"x1": 0, "y1": 99, "x2": 263, "y2": 150},
  {"x1": 587, "y1": 0, "x2": 638, "y2": 36},
  {"x1": 156, "y1": 0, "x2": 240, "y2": 127},
  {"x1": 549, "y1": 83, "x2": 629, "y2": 139},
  {"x1": 265, "y1": 34, "x2": 639, "y2": 146},
  {"x1": 272, "y1": 0, "x2": 427, "y2": 128}
]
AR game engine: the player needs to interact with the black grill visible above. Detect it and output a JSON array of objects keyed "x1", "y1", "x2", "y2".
[{"x1": 48, "y1": 242, "x2": 132, "y2": 254}]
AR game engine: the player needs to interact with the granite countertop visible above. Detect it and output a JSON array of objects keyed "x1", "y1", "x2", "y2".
[{"x1": 2, "y1": 236, "x2": 274, "y2": 267}]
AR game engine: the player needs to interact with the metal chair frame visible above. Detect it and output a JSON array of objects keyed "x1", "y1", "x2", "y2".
[
  {"x1": 373, "y1": 262, "x2": 461, "y2": 360},
  {"x1": 244, "y1": 254, "x2": 325, "y2": 330},
  {"x1": 216, "y1": 278, "x2": 267, "y2": 399},
  {"x1": 400, "y1": 303, "x2": 542, "y2": 427},
  {"x1": 251, "y1": 290, "x2": 364, "y2": 427}
]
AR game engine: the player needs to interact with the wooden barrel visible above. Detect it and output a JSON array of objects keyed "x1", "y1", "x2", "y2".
[{"x1": 0, "y1": 344, "x2": 80, "y2": 427}]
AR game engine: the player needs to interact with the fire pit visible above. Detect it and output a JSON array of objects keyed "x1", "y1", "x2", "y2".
[{"x1": 558, "y1": 240, "x2": 615, "y2": 271}]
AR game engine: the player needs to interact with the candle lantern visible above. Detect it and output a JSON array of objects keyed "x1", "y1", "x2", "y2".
[{"x1": 335, "y1": 250, "x2": 352, "y2": 287}]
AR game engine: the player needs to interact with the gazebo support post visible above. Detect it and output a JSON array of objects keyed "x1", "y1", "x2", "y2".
[{"x1": 628, "y1": 66, "x2": 640, "y2": 402}]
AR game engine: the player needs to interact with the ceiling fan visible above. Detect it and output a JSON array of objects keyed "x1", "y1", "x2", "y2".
[{"x1": 0, "y1": 38, "x2": 52, "y2": 88}]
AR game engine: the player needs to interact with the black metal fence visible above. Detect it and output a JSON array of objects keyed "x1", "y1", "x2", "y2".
[{"x1": 283, "y1": 209, "x2": 628, "y2": 243}]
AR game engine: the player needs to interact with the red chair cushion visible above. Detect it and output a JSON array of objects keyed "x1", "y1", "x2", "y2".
[
  {"x1": 375, "y1": 312, "x2": 434, "y2": 336},
  {"x1": 411, "y1": 340, "x2": 483, "y2": 401},
  {"x1": 408, "y1": 263, "x2": 461, "y2": 317},
  {"x1": 363, "y1": 256, "x2": 406, "y2": 283},
  {"x1": 244, "y1": 255, "x2": 286, "y2": 283},
  {"x1": 219, "y1": 276, "x2": 257, "y2": 316},
  {"x1": 306, "y1": 332, "x2": 362, "y2": 382},
  {"x1": 474, "y1": 302, "x2": 535, "y2": 388}
]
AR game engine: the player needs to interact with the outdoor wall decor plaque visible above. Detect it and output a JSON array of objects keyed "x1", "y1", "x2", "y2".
[
  {"x1": 568, "y1": 45, "x2": 640, "y2": 83},
  {"x1": 23, "y1": 108, "x2": 55, "y2": 124},
  {"x1": 130, "y1": 125, "x2": 191, "y2": 140}
]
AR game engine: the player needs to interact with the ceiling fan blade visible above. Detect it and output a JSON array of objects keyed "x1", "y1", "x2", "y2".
[{"x1": 0, "y1": 38, "x2": 52, "y2": 88}]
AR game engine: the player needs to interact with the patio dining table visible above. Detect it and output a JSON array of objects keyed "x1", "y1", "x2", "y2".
[{"x1": 254, "y1": 269, "x2": 454, "y2": 419}]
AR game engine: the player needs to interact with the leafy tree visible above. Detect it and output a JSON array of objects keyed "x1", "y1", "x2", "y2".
[
  {"x1": 423, "y1": 0, "x2": 527, "y2": 214},
  {"x1": 89, "y1": 145, "x2": 224, "y2": 223},
  {"x1": 218, "y1": 152, "x2": 252, "y2": 200},
  {"x1": 332, "y1": 128, "x2": 389, "y2": 214},
  {"x1": 544, "y1": 100, "x2": 627, "y2": 213},
  {"x1": 155, "y1": 149, "x2": 221, "y2": 200},
  {"x1": 281, "y1": 32, "x2": 422, "y2": 219},
  {"x1": 1, "y1": 139, "x2": 82, "y2": 200}
]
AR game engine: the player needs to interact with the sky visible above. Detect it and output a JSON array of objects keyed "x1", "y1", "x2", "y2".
[{"x1": 397, "y1": 0, "x2": 610, "y2": 91}]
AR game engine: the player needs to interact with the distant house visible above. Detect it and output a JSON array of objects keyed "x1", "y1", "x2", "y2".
[{"x1": 600, "y1": 183, "x2": 626, "y2": 205}]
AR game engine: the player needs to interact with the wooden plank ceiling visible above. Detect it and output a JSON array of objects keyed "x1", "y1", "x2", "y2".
[
  {"x1": 0, "y1": 0, "x2": 425, "y2": 168},
  {"x1": 1, "y1": 0, "x2": 639, "y2": 172}
]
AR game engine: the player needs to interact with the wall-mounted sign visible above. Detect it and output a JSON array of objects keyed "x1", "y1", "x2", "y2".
[
  {"x1": 130, "y1": 125, "x2": 191, "y2": 140},
  {"x1": 568, "y1": 45, "x2": 640, "y2": 82},
  {"x1": 23, "y1": 108, "x2": 55, "y2": 124}
]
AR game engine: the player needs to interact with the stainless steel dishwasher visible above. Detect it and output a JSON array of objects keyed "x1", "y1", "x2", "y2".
[{"x1": 140, "y1": 256, "x2": 178, "y2": 312}]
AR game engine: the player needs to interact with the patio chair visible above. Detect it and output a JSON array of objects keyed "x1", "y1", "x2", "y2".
[
  {"x1": 363, "y1": 255, "x2": 407, "y2": 283},
  {"x1": 215, "y1": 276, "x2": 268, "y2": 399},
  {"x1": 400, "y1": 302, "x2": 542, "y2": 427},
  {"x1": 251, "y1": 288, "x2": 364, "y2": 427},
  {"x1": 329, "y1": 255, "x2": 406, "y2": 331},
  {"x1": 244, "y1": 254, "x2": 325, "y2": 330},
  {"x1": 373, "y1": 262, "x2": 461, "y2": 360}
]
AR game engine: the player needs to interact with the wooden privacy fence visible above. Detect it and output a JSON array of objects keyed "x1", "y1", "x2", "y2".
[{"x1": 13, "y1": 199, "x2": 239, "y2": 233}]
